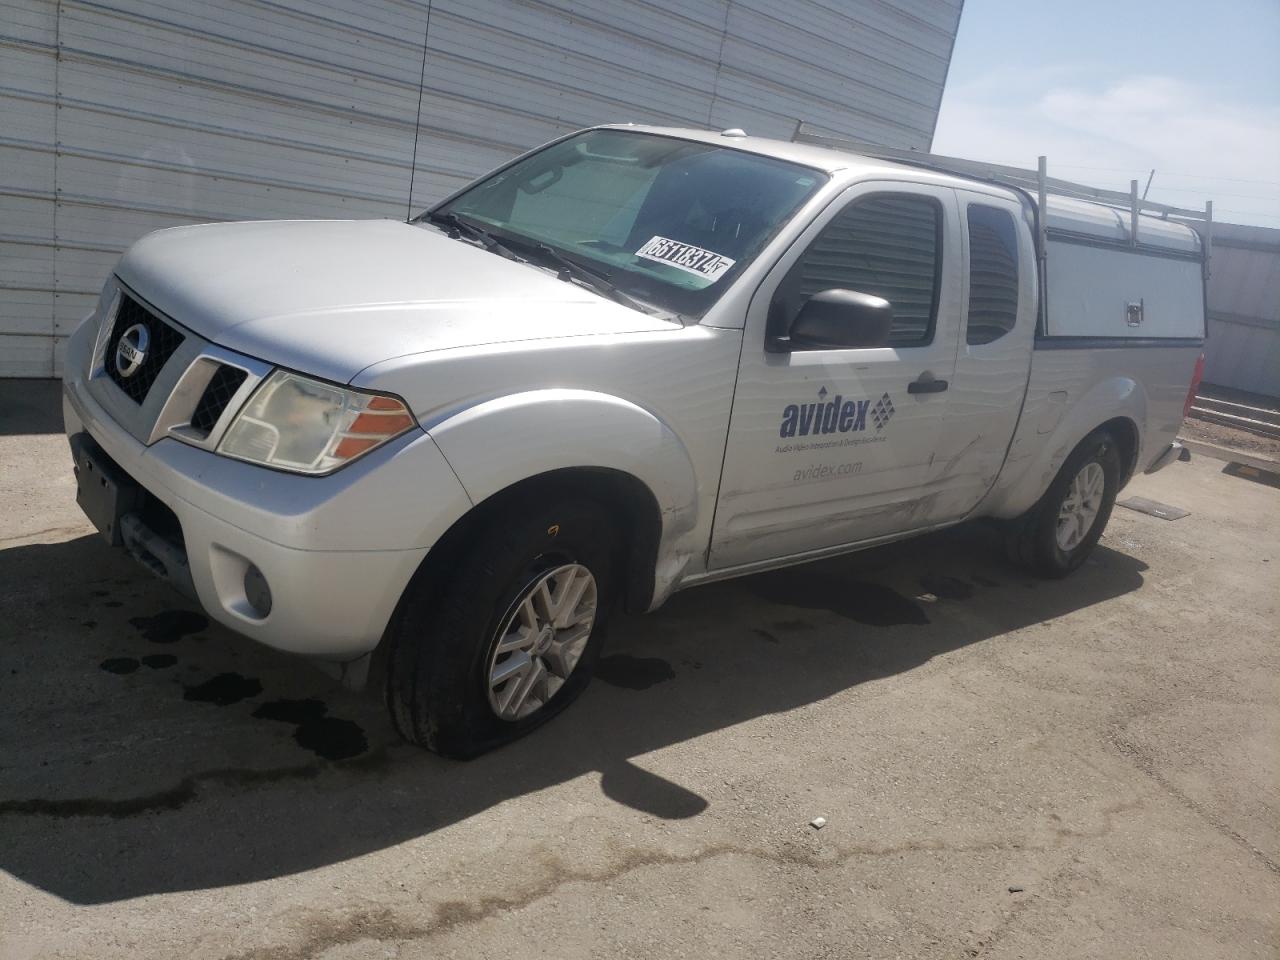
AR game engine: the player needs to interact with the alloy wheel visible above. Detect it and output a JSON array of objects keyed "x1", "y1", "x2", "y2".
[
  {"x1": 486, "y1": 563, "x2": 598, "y2": 721},
  {"x1": 1056, "y1": 461, "x2": 1105, "y2": 551}
]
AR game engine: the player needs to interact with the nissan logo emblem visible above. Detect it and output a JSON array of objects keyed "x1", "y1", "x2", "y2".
[{"x1": 114, "y1": 323, "x2": 150, "y2": 378}]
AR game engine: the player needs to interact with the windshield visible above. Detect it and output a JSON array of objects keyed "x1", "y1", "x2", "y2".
[{"x1": 424, "y1": 129, "x2": 827, "y2": 317}]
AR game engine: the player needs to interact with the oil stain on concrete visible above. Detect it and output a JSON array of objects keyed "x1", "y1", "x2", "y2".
[
  {"x1": 252, "y1": 698, "x2": 368, "y2": 761},
  {"x1": 183, "y1": 673, "x2": 262, "y2": 706},
  {"x1": 0, "y1": 764, "x2": 322, "y2": 819},
  {"x1": 99, "y1": 657, "x2": 139, "y2": 675},
  {"x1": 128, "y1": 609, "x2": 209, "y2": 644},
  {"x1": 596, "y1": 654, "x2": 677, "y2": 690},
  {"x1": 100, "y1": 654, "x2": 176, "y2": 674}
]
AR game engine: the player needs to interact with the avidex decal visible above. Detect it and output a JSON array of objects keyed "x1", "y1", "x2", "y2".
[{"x1": 779, "y1": 386, "x2": 895, "y2": 440}]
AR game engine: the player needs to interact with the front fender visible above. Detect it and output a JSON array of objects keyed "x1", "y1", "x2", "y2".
[
  {"x1": 427, "y1": 389, "x2": 701, "y2": 599},
  {"x1": 986, "y1": 374, "x2": 1145, "y2": 520}
]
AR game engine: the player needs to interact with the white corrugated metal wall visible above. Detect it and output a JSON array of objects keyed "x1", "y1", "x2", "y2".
[
  {"x1": 1201, "y1": 223, "x2": 1280, "y2": 398},
  {"x1": 0, "y1": 0, "x2": 962, "y2": 377}
]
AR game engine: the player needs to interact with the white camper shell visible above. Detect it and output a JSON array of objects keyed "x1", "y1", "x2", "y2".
[{"x1": 1042, "y1": 198, "x2": 1204, "y2": 340}]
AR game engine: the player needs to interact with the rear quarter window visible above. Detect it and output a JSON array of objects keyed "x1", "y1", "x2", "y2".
[{"x1": 965, "y1": 204, "x2": 1020, "y2": 345}]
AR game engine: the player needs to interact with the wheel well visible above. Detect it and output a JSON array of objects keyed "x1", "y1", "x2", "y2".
[
  {"x1": 409, "y1": 467, "x2": 663, "y2": 618},
  {"x1": 1096, "y1": 416, "x2": 1139, "y2": 485}
]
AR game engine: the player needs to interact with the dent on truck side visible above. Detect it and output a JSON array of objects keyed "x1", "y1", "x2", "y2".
[
  {"x1": 982, "y1": 354, "x2": 1148, "y2": 519},
  {"x1": 425, "y1": 388, "x2": 702, "y2": 607}
]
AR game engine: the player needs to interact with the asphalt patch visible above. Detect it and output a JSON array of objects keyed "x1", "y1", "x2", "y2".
[
  {"x1": 184, "y1": 673, "x2": 262, "y2": 706},
  {"x1": 140, "y1": 654, "x2": 177, "y2": 670},
  {"x1": 129, "y1": 609, "x2": 209, "y2": 644},
  {"x1": 596, "y1": 654, "x2": 676, "y2": 690}
]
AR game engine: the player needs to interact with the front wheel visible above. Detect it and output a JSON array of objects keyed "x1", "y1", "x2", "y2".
[
  {"x1": 384, "y1": 496, "x2": 617, "y2": 758},
  {"x1": 1006, "y1": 430, "x2": 1122, "y2": 578}
]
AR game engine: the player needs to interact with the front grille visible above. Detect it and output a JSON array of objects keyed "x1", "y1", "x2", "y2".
[
  {"x1": 105, "y1": 294, "x2": 185, "y2": 404},
  {"x1": 189, "y1": 364, "x2": 248, "y2": 435}
]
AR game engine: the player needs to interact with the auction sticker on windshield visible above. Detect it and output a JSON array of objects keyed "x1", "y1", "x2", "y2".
[{"x1": 635, "y1": 236, "x2": 736, "y2": 282}]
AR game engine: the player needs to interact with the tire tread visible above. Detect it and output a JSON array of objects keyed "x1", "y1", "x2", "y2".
[{"x1": 384, "y1": 492, "x2": 615, "y2": 757}]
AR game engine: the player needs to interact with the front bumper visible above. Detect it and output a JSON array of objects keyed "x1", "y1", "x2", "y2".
[{"x1": 62, "y1": 343, "x2": 471, "y2": 661}]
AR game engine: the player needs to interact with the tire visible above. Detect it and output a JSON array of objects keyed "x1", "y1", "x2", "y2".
[
  {"x1": 1005, "y1": 429, "x2": 1122, "y2": 578},
  {"x1": 384, "y1": 495, "x2": 617, "y2": 758}
]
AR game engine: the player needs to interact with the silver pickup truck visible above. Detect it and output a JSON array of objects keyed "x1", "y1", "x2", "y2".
[{"x1": 62, "y1": 125, "x2": 1205, "y2": 756}]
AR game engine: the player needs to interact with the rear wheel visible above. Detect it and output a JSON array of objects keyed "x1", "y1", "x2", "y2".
[
  {"x1": 385, "y1": 496, "x2": 617, "y2": 758},
  {"x1": 1006, "y1": 430, "x2": 1121, "y2": 578}
]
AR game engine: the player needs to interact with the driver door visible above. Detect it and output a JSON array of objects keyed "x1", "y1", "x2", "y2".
[{"x1": 709, "y1": 181, "x2": 962, "y2": 569}]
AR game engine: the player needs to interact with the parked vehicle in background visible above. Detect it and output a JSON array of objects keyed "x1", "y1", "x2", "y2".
[{"x1": 62, "y1": 125, "x2": 1207, "y2": 756}]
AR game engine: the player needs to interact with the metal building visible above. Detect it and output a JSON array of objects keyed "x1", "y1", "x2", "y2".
[
  {"x1": 0, "y1": 0, "x2": 963, "y2": 377},
  {"x1": 1201, "y1": 222, "x2": 1280, "y2": 399}
]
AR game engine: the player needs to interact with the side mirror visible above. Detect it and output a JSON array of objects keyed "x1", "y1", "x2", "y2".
[{"x1": 787, "y1": 289, "x2": 893, "y2": 350}]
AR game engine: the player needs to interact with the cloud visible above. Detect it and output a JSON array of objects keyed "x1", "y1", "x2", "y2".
[{"x1": 933, "y1": 74, "x2": 1280, "y2": 227}]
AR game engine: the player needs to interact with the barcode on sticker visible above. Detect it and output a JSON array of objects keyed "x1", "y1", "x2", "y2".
[{"x1": 635, "y1": 236, "x2": 736, "y2": 281}]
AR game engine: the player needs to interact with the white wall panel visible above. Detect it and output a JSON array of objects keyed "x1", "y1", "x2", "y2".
[
  {"x1": 0, "y1": 0, "x2": 961, "y2": 376},
  {"x1": 1, "y1": 0, "x2": 59, "y2": 44},
  {"x1": 0, "y1": 3, "x2": 58, "y2": 376},
  {"x1": 1200, "y1": 226, "x2": 1280, "y2": 397}
]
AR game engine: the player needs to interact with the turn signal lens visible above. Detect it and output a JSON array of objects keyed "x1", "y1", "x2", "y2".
[{"x1": 218, "y1": 370, "x2": 417, "y2": 475}]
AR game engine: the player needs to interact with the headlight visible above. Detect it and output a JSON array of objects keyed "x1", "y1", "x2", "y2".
[{"x1": 218, "y1": 370, "x2": 417, "y2": 475}]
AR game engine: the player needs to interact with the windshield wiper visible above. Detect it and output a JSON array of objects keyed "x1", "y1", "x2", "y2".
[
  {"x1": 525, "y1": 243, "x2": 651, "y2": 313},
  {"x1": 425, "y1": 211, "x2": 524, "y2": 262},
  {"x1": 428, "y1": 212, "x2": 655, "y2": 315}
]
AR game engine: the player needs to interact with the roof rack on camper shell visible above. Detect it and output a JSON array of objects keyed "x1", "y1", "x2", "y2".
[{"x1": 791, "y1": 123, "x2": 1214, "y2": 276}]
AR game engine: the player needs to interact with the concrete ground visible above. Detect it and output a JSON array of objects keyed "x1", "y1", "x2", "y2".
[{"x1": 1, "y1": 380, "x2": 1277, "y2": 959}]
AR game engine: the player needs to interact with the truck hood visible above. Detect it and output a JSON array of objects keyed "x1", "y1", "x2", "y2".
[{"x1": 115, "y1": 219, "x2": 675, "y2": 382}]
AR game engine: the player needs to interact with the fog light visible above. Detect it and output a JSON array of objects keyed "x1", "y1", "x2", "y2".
[{"x1": 244, "y1": 564, "x2": 273, "y2": 618}]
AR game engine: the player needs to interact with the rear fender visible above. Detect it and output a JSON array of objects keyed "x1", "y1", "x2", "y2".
[{"x1": 986, "y1": 375, "x2": 1145, "y2": 520}]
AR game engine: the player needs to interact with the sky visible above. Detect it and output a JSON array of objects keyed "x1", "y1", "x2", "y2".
[{"x1": 932, "y1": 0, "x2": 1280, "y2": 229}]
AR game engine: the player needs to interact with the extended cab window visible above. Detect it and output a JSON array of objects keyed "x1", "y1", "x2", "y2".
[
  {"x1": 775, "y1": 193, "x2": 942, "y2": 347},
  {"x1": 965, "y1": 204, "x2": 1020, "y2": 345},
  {"x1": 427, "y1": 130, "x2": 825, "y2": 318}
]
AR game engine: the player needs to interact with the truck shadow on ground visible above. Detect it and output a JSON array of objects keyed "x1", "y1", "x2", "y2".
[
  {"x1": 0, "y1": 379, "x2": 63, "y2": 435},
  {"x1": 0, "y1": 522, "x2": 1146, "y2": 904}
]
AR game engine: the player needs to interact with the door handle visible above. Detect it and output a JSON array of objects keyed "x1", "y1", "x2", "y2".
[{"x1": 907, "y1": 374, "x2": 949, "y2": 394}]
